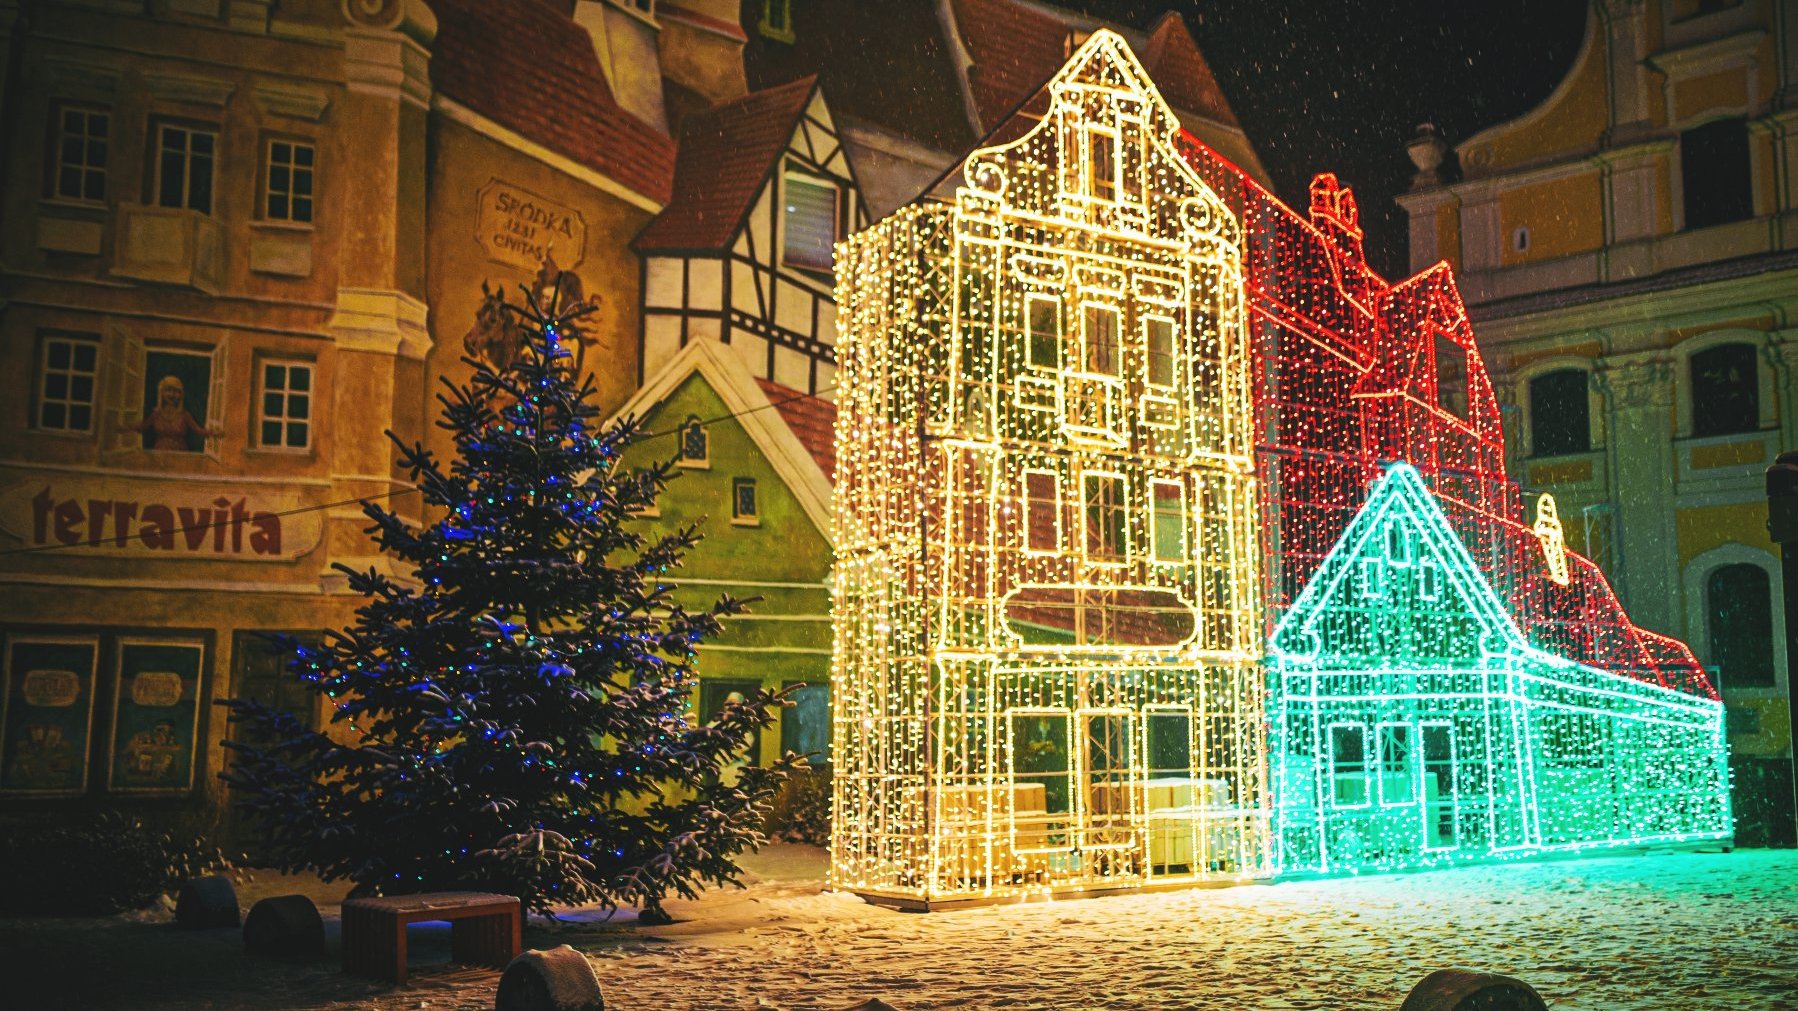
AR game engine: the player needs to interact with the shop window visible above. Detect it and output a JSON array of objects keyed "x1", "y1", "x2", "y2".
[
  {"x1": 678, "y1": 415, "x2": 708, "y2": 466},
  {"x1": 1023, "y1": 470, "x2": 1059, "y2": 553},
  {"x1": 1435, "y1": 334, "x2": 1468, "y2": 420},
  {"x1": 1682, "y1": 119, "x2": 1753, "y2": 230},
  {"x1": 1529, "y1": 368, "x2": 1590, "y2": 456},
  {"x1": 0, "y1": 637, "x2": 101, "y2": 797},
  {"x1": 1150, "y1": 479, "x2": 1184, "y2": 563},
  {"x1": 256, "y1": 359, "x2": 312, "y2": 449},
  {"x1": 732, "y1": 477, "x2": 759, "y2": 525},
  {"x1": 262, "y1": 139, "x2": 315, "y2": 224},
  {"x1": 782, "y1": 169, "x2": 838, "y2": 275},
  {"x1": 1689, "y1": 342, "x2": 1758, "y2": 437},
  {"x1": 153, "y1": 121, "x2": 216, "y2": 214},
  {"x1": 1144, "y1": 315, "x2": 1175, "y2": 388},
  {"x1": 1025, "y1": 293, "x2": 1061, "y2": 370},
  {"x1": 49, "y1": 104, "x2": 109, "y2": 202},
  {"x1": 1083, "y1": 473, "x2": 1126, "y2": 561},
  {"x1": 1328, "y1": 724, "x2": 1369, "y2": 808},
  {"x1": 1707, "y1": 563, "x2": 1774, "y2": 688},
  {"x1": 35, "y1": 334, "x2": 99, "y2": 433}
]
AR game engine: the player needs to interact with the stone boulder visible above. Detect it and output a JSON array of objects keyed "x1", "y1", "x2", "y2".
[
  {"x1": 495, "y1": 945, "x2": 605, "y2": 1011},
  {"x1": 175, "y1": 875, "x2": 239, "y2": 929},
  {"x1": 242, "y1": 894, "x2": 325, "y2": 959},
  {"x1": 1399, "y1": 969, "x2": 1548, "y2": 1011}
]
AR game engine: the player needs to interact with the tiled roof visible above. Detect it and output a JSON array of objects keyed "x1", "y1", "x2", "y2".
[
  {"x1": 755, "y1": 377, "x2": 836, "y2": 481},
  {"x1": 427, "y1": 0, "x2": 675, "y2": 205},
  {"x1": 952, "y1": 0, "x2": 1072, "y2": 132},
  {"x1": 1138, "y1": 12, "x2": 1240, "y2": 130},
  {"x1": 634, "y1": 77, "x2": 818, "y2": 253}
]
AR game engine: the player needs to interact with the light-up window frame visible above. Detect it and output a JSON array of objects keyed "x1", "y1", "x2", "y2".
[
  {"x1": 1150, "y1": 478, "x2": 1185, "y2": 565},
  {"x1": 1025, "y1": 292, "x2": 1062, "y2": 371},
  {"x1": 1080, "y1": 302, "x2": 1121, "y2": 378},
  {"x1": 1082, "y1": 471, "x2": 1129, "y2": 565},
  {"x1": 1022, "y1": 469, "x2": 1061, "y2": 554},
  {"x1": 1327, "y1": 722, "x2": 1370, "y2": 809}
]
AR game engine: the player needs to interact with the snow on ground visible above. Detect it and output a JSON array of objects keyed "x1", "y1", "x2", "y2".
[{"x1": 4, "y1": 846, "x2": 1796, "y2": 1010}]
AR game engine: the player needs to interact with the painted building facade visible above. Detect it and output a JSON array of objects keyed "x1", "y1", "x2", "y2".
[
  {"x1": 1396, "y1": 0, "x2": 1798, "y2": 844},
  {"x1": 0, "y1": 0, "x2": 839, "y2": 827}
]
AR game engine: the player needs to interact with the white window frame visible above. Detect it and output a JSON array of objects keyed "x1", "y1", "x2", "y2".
[
  {"x1": 255, "y1": 357, "x2": 313, "y2": 451},
  {"x1": 36, "y1": 333, "x2": 100, "y2": 435},
  {"x1": 51, "y1": 104, "x2": 109, "y2": 204}
]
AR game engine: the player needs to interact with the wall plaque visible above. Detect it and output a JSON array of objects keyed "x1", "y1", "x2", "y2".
[{"x1": 476, "y1": 179, "x2": 586, "y2": 273}]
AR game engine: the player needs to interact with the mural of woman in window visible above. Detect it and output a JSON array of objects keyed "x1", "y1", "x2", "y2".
[{"x1": 137, "y1": 373, "x2": 216, "y2": 452}]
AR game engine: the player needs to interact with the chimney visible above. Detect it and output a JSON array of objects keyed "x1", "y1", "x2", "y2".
[{"x1": 1308, "y1": 173, "x2": 1365, "y2": 263}]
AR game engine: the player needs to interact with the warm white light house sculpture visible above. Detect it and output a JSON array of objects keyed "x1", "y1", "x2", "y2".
[{"x1": 829, "y1": 31, "x2": 1268, "y2": 906}]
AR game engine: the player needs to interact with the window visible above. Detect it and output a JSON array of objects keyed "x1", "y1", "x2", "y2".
[
  {"x1": 1690, "y1": 343, "x2": 1759, "y2": 437},
  {"x1": 1707, "y1": 563, "x2": 1774, "y2": 688},
  {"x1": 1529, "y1": 368, "x2": 1590, "y2": 456},
  {"x1": 732, "y1": 477, "x2": 759, "y2": 525},
  {"x1": 1023, "y1": 470, "x2": 1059, "y2": 553},
  {"x1": 1681, "y1": 119, "x2": 1753, "y2": 230},
  {"x1": 679, "y1": 415, "x2": 708, "y2": 467},
  {"x1": 1144, "y1": 315, "x2": 1175, "y2": 388},
  {"x1": 1145, "y1": 710, "x2": 1192, "y2": 780},
  {"x1": 1025, "y1": 293, "x2": 1061, "y2": 370},
  {"x1": 1150, "y1": 479, "x2": 1184, "y2": 563},
  {"x1": 1510, "y1": 225, "x2": 1530, "y2": 253},
  {"x1": 154, "y1": 122, "x2": 216, "y2": 214},
  {"x1": 1328, "y1": 724, "x2": 1369, "y2": 808},
  {"x1": 1085, "y1": 125, "x2": 1118, "y2": 201},
  {"x1": 139, "y1": 347, "x2": 216, "y2": 453},
  {"x1": 262, "y1": 139, "x2": 315, "y2": 224},
  {"x1": 782, "y1": 170, "x2": 838, "y2": 274},
  {"x1": 50, "y1": 105, "x2": 108, "y2": 202},
  {"x1": 1377, "y1": 724, "x2": 1414, "y2": 805},
  {"x1": 758, "y1": 0, "x2": 793, "y2": 41},
  {"x1": 256, "y1": 359, "x2": 312, "y2": 449},
  {"x1": 36, "y1": 335, "x2": 98, "y2": 433},
  {"x1": 1081, "y1": 303, "x2": 1119, "y2": 376},
  {"x1": 1434, "y1": 334, "x2": 1468, "y2": 420},
  {"x1": 1083, "y1": 473, "x2": 1126, "y2": 561}
]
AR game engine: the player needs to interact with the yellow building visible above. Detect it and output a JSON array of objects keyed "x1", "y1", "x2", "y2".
[
  {"x1": 831, "y1": 32, "x2": 1265, "y2": 907},
  {"x1": 0, "y1": 0, "x2": 803, "y2": 827},
  {"x1": 1396, "y1": 0, "x2": 1798, "y2": 844}
]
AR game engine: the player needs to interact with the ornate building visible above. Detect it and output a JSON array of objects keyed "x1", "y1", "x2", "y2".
[{"x1": 1396, "y1": 0, "x2": 1798, "y2": 845}]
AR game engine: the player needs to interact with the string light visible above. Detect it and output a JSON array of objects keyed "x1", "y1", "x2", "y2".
[
  {"x1": 1269, "y1": 465, "x2": 1731, "y2": 873},
  {"x1": 830, "y1": 32, "x2": 1267, "y2": 904},
  {"x1": 828, "y1": 29, "x2": 1727, "y2": 904}
]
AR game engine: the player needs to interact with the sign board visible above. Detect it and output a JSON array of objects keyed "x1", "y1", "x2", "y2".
[
  {"x1": 476, "y1": 179, "x2": 586, "y2": 273},
  {"x1": 1, "y1": 638, "x2": 99, "y2": 796},
  {"x1": 0, "y1": 475, "x2": 323, "y2": 561}
]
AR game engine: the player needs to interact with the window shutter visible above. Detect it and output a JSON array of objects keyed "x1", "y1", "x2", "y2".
[
  {"x1": 206, "y1": 339, "x2": 229, "y2": 459},
  {"x1": 101, "y1": 323, "x2": 145, "y2": 456}
]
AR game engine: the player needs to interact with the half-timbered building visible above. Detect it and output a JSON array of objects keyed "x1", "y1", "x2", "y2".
[{"x1": 634, "y1": 76, "x2": 868, "y2": 397}]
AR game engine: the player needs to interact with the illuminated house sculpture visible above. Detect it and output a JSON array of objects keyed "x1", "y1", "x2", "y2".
[
  {"x1": 831, "y1": 33, "x2": 1267, "y2": 906},
  {"x1": 1268, "y1": 464, "x2": 1730, "y2": 873}
]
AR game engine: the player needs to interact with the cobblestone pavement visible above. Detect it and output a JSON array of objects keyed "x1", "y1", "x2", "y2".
[{"x1": 5, "y1": 847, "x2": 1795, "y2": 1009}]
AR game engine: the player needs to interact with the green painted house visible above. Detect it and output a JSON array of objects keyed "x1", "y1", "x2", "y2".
[
  {"x1": 610, "y1": 339, "x2": 836, "y2": 768},
  {"x1": 1269, "y1": 464, "x2": 1731, "y2": 875}
]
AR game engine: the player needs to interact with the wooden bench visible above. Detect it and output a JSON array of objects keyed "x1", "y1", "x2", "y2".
[{"x1": 341, "y1": 891, "x2": 521, "y2": 984}]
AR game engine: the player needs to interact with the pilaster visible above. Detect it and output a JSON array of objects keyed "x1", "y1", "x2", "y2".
[
  {"x1": 1598, "y1": 0, "x2": 1657, "y2": 146},
  {"x1": 1593, "y1": 351, "x2": 1679, "y2": 633},
  {"x1": 1766, "y1": 332, "x2": 1798, "y2": 451}
]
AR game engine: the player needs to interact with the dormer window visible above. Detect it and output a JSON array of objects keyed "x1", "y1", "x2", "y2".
[{"x1": 782, "y1": 168, "x2": 838, "y2": 276}]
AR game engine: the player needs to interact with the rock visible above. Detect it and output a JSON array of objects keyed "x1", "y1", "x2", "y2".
[
  {"x1": 844, "y1": 1001, "x2": 900, "y2": 1011},
  {"x1": 175, "y1": 875, "x2": 240, "y2": 929},
  {"x1": 1399, "y1": 969, "x2": 1547, "y2": 1011},
  {"x1": 495, "y1": 945, "x2": 604, "y2": 1011},
  {"x1": 242, "y1": 894, "x2": 325, "y2": 959}
]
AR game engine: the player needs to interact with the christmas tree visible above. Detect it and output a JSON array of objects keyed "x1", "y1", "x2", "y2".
[{"x1": 222, "y1": 287, "x2": 796, "y2": 919}]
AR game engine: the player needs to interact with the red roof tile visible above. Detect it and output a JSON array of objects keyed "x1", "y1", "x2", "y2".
[
  {"x1": 756, "y1": 377, "x2": 837, "y2": 481},
  {"x1": 1139, "y1": 12, "x2": 1240, "y2": 129},
  {"x1": 633, "y1": 77, "x2": 818, "y2": 253},
  {"x1": 428, "y1": 0, "x2": 675, "y2": 205},
  {"x1": 951, "y1": 0, "x2": 1071, "y2": 132}
]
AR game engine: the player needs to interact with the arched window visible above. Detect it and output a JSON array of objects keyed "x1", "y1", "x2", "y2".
[
  {"x1": 1528, "y1": 368, "x2": 1589, "y2": 456},
  {"x1": 679, "y1": 415, "x2": 708, "y2": 465},
  {"x1": 1706, "y1": 562, "x2": 1774, "y2": 689},
  {"x1": 1689, "y1": 343, "x2": 1759, "y2": 437}
]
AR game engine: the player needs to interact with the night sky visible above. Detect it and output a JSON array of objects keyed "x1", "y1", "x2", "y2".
[{"x1": 1068, "y1": 0, "x2": 1592, "y2": 276}]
